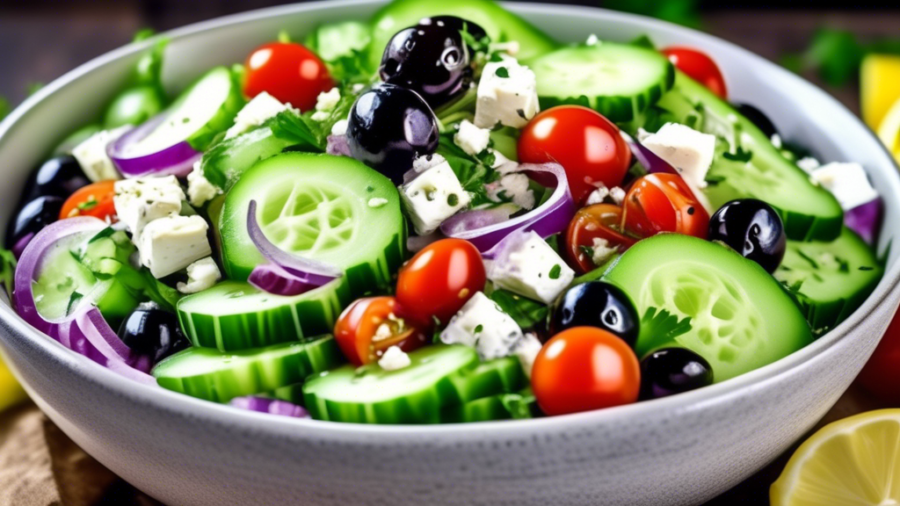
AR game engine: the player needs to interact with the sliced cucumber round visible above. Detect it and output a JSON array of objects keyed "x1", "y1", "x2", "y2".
[
  {"x1": 130, "y1": 66, "x2": 244, "y2": 154},
  {"x1": 177, "y1": 280, "x2": 351, "y2": 352},
  {"x1": 152, "y1": 335, "x2": 343, "y2": 403},
  {"x1": 220, "y1": 153, "x2": 406, "y2": 297},
  {"x1": 775, "y1": 227, "x2": 882, "y2": 336},
  {"x1": 602, "y1": 234, "x2": 812, "y2": 382},
  {"x1": 303, "y1": 346, "x2": 528, "y2": 424},
  {"x1": 367, "y1": 0, "x2": 558, "y2": 71},
  {"x1": 440, "y1": 388, "x2": 538, "y2": 423},
  {"x1": 530, "y1": 43, "x2": 675, "y2": 123}
]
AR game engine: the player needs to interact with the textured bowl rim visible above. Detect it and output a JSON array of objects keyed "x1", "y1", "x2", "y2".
[{"x1": 1, "y1": 0, "x2": 899, "y2": 438}]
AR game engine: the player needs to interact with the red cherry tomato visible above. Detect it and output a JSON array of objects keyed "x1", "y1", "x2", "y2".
[
  {"x1": 59, "y1": 180, "x2": 117, "y2": 222},
  {"x1": 532, "y1": 327, "x2": 640, "y2": 416},
  {"x1": 661, "y1": 46, "x2": 728, "y2": 99},
  {"x1": 565, "y1": 204, "x2": 637, "y2": 274},
  {"x1": 621, "y1": 173, "x2": 709, "y2": 239},
  {"x1": 334, "y1": 296, "x2": 428, "y2": 366},
  {"x1": 396, "y1": 238, "x2": 486, "y2": 324},
  {"x1": 856, "y1": 311, "x2": 900, "y2": 403},
  {"x1": 518, "y1": 106, "x2": 632, "y2": 204},
  {"x1": 243, "y1": 42, "x2": 335, "y2": 112}
]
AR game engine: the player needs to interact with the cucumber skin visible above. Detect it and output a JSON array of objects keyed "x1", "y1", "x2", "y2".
[
  {"x1": 177, "y1": 280, "x2": 352, "y2": 352},
  {"x1": 180, "y1": 67, "x2": 246, "y2": 152},
  {"x1": 200, "y1": 125, "x2": 296, "y2": 192},
  {"x1": 653, "y1": 72, "x2": 843, "y2": 242},
  {"x1": 532, "y1": 44, "x2": 676, "y2": 123},
  {"x1": 153, "y1": 336, "x2": 343, "y2": 403},
  {"x1": 439, "y1": 388, "x2": 538, "y2": 423},
  {"x1": 775, "y1": 228, "x2": 883, "y2": 335}
]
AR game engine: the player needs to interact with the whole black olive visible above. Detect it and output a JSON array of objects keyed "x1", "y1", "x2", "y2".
[
  {"x1": 117, "y1": 303, "x2": 190, "y2": 363},
  {"x1": 550, "y1": 281, "x2": 639, "y2": 348},
  {"x1": 735, "y1": 103, "x2": 778, "y2": 139},
  {"x1": 6, "y1": 196, "x2": 64, "y2": 252},
  {"x1": 24, "y1": 155, "x2": 91, "y2": 201},
  {"x1": 708, "y1": 199, "x2": 786, "y2": 273},
  {"x1": 639, "y1": 347, "x2": 713, "y2": 400}
]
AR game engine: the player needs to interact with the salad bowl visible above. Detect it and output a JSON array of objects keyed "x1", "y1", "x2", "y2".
[{"x1": 1, "y1": 1, "x2": 899, "y2": 505}]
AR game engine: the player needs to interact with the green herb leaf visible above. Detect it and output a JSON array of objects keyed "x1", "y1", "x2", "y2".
[
  {"x1": 639, "y1": 307, "x2": 692, "y2": 351},
  {"x1": 495, "y1": 67, "x2": 510, "y2": 78},
  {"x1": 66, "y1": 291, "x2": 84, "y2": 317},
  {"x1": 548, "y1": 264, "x2": 562, "y2": 280},
  {"x1": 88, "y1": 227, "x2": 116, "y2": 244},
  {"x1": 0, "y1": 248, "x2": 16, "y2": 301},
  {"x1": 722, "y1": 146, "x2": 753, "y2": 163},
  {"x1": 133, "y1": 28, "x2": 156, "y2": 42},
  {"x1": 474, "y1": 324, "x2": 484, "y2": 334},
  {"x1": 489, "y1": 289, "x2": 548, "y2": 330}
]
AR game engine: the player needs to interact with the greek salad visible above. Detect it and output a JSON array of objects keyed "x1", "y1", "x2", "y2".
[{"x1": 3, "y1": 0, "x2": 885, "y2": 423}]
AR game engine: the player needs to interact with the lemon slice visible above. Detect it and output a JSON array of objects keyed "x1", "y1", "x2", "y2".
[
  {"x1": 771, "y1": 409, "x2": 900, "y2": 506},
  {"x1": 0, "y1": 355, "x2": 27, "y2": 412},
  {"x1": 861, "y1": 54, "x2": 900, "y2": 131},
  {"x1": 878, "y1": 97, "x2": 900, "y2": 164}
]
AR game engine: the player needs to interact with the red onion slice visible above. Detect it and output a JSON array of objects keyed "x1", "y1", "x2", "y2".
[
  {"x1": 326, "y1": 134, "x2": 351, "y2": 157},
  {"x1": 845, "y1": 197, "x2": 882, "y2": 245},
  {"x1": 108, "y1": 112, "x2": 202, "y2": 178},
  {"x1": 248, "y1": 263, "x2": 318, "y2": 296},
  {"x1": 12, "y1": 232, "x2": 34, "y2": 260},
  {"x1": 246, "y1": 200, "x2": 342, "y2": 290},
  {"x1": 620, "y1": 130, "x2": 679, "y2": 175},
  {"x1": 441, "y1": 163, "x2": 576, "y2": 254},
  {"x1": 229, "y1": 396, "x2": 311, "y2": 418}
]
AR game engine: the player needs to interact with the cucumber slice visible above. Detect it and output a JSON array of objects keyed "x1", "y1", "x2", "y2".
[
  {"x1": 220, "y1": 153, "x2": 406, "y2": 297},
  {"x1": 303, "y1": 346, "x2": 528, "y2": 424},
  {"x1": 530, "y1": 43, "x2": 675, "y2": 123},
  {"x1": 200, "y1": 124, "x2": 297, "y2": 192},
  {"x1": 653, "y1": 72, "x2": 843, "y2": 241},
  {"x1": 775, "y1": 227, "x2": 882, "y2": 335},
  {"x1": 602, "y1": 234, "x2": 812, "y2": 382},
  {"x1": 368, "y1": 0, "x2": 558, "y2": 71},
  {"x1": 307, "y1": 21, "x2": 371, "y2": 62},
  {"x1": 129, "y1": 66, "x2": 244, "y2": 154},
  {"x1": 177, "y1": 280, "x2": 351, "y2": 352},
  {"x1": 440, "y1": 388, "x2": 538, "y2": 423},
  {"x1": 152, "y1": 335, "x2": 343, "y2": 403}
]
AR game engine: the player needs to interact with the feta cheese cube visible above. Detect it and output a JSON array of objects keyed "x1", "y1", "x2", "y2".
[
  {"x1": 315, "y1": 87, "x2": 341, "y2": 112},
  {"x1": 72, "y1": 126, "x2": 131, "y2": 182},
  {"x1": 487, "y1": 230, "x2": 575, "y2": 304},
  {"x1": 641, "y1": 122, "x2": 716, "y2": 189},
  {"x1": 454, "y1": 120, "x2": 491, "y2": 156},
  {"x1": 176, "y1": 257, "x2": 221, "y2": 294},
  {"x1": 512, "y1": 333, "x2": 543, "y2": 378},
  {"x1": 811, "y1": 162, "x2": 879, "y2": 210},
  {"x1": 378, "y1": 346, "x2": 411, "y2": 371},
  {"x1": 114, "y1": 175, "x2": 185, "y2": 238},
  {"x1": 400, "y1": 161, "x2": 471, "y2": 235},
  {"x1": 138, "y1": 215, "x2": 212, "y2": 278},
  {"x1": 225, "y1": 92, "x2": 290, "y2": 139},
  {"x1": 412, "y1": 153, "x2": 447, "y2": 174},
  {"x1": 797, "y1": 156, "x2": 821, "y2": 174},
  {"x1": 186, "y1": 162, "x2": 220, "y2": 207},
  {"x1": 441, "y1": 292, "x2": 524, "y2": 360},
  {"x1": 474, "y1": 57, "x2": 540, "y2": 129}
]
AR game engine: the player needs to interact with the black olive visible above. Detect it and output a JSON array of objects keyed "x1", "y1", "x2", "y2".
[
  {"x1": 419, "y1": 15, "x2": 488, "y2": 48},
  {"x1": 346, "y1": 83, "x2": 439, "y2": 183},
  {"x1": 708, "y1": 199, "x2": 786, "y2": 273},
  {"x1": 735, "y1": 103, "x2": 778, "y2": 139},
  {"x1": 117, "y1": 303, "x2": 190, "y2": 363},
  {"x1": 639, "y1": 347, "x2": 713, "y2": 400},
  {"x1": 550, "y1": 281, "x2": 639, "y2": 348},
  {"x1": 5, "y1": 196, "x2": 64, "y2": 252},
  {"x1": 23, "y1": 155, "x2": 91, "y2": 202}
]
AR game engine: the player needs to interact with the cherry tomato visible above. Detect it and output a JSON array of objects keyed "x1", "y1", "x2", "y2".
[
  {"x1": 334, "y1": 296, "x2": 428, "y2": 366},
  {"x1": 856, "y1": 311, "x2": 900, "y2": 403},
  {"x1": 532, "y1": 327, "x2": 640, "y2": 416},
  {"x1": 243, "y1": 42, "x2": 335, "y2": 112},
  {"x1": 621, "y1": 173, "x2": 709, "y2": 239},
  {"x1": 396, "y1": 238, "x2": 486, "y2": 324},
  {"x1": 661, "y1": 46, "x2": 728, "y2": 99},
  {"x1": 565, "y1": 204, "x2": 637, "y2": 274},
  {"x1": 518, "y1": 106, "x2": 632, "y2": 204},
  {"x1": 59, "y1": 180, "x2": 117, "y2": 222}
]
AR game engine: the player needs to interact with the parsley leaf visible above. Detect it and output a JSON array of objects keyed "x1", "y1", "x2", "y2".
[
  {"x1": 639, "y1": 307, "x2": 692, "y2": 351},
  {"x1": 0, "y1": 248, "x2": 16, "y2": 301},
  {"x1": 489, "y1": 289, "x2": 548, "y2": 330},
  {"x1": 495, "y1": 67, "x2": 510, "y2": 78}
]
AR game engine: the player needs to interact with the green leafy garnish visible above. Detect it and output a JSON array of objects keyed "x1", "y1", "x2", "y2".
[
  {"x1": 267, "y1": 110, "x2": 323, "y2": 151},
  {"x1": 722, "y1": 146, "x2": 753, "y2": 163},
  {"x1": 489, "y1": 289, "x2": 548, "y2": 330},
  {"x1": 66, "y1": 291, "x2": 84, "y2": 317},
  {"x1": 495, "y1": 67, "x2": 510, "y2": 78},
  {"x1": 77, "y1": 197, "x2": 99, "y2": 211},
  {"x1": 640, "y1": 307, "x2": 692, "y2": 350},
  {"x1": 549, "y1": 264, "x2": 562, "y2": 280},
  {"x1": 133, "y1": 28, "x2": 156, "y2": 42},
  {"x1": 474, "y1": 324, "x2": 484, "y2": 334},
  {"x1": 0, "y1": 248, "x2": 16, "y2": 301}
]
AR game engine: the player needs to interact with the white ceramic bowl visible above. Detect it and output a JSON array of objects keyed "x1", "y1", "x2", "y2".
[{"x1": 1, "y1": 2, "x2": 899, "y2": 505}]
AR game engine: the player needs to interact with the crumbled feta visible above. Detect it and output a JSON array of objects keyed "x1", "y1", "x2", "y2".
[
  {"x1": 810, "y1": 162, "x2": 879, "y2": 210},
  {"x1": 610, "y1": 186, "x2": 626, "y2": 205},
  {"x1": 316, "y1": 87, "x2": 341, "y2": 112},
  {"x1": 138, "y1": 215, "x2": 212, "y2": 278},
  {"x1": 487, "y1": 230, "x2": 575, "y2": 304},
  {"x1": 591, "y1": 237, "x2": 619, "y2": 266},
  {"x1": 491, "y1": 150, "x2": 515, "y2": 170},
  {"x1": 72, "y1": 126, "x2": 131, "y2": 182},
  {"x1": 797, "y1": 156, "x2": 821, "y2": 174},
  {"x1": 368, "y1": 197, "x2": 388, "y2": 208},
  {"x1": 186, "y1": 162, "x2": 219, "y2": 208},
  {"x1": 585, "y1": 185, "x2": 610, "y2": 205},
  {"x1": 492, "y1": 173, "x2": 535, "y2": 210},
  {"x1": 474, "y1": 56, "x2": 540, "y2": 129},
  {"x1": 770, "y1": 134, "x2": 783, "y2": 149},
  {"x1": 378, "y1": 346, "x2": 411, "y2": 371},
  {"x1": 225, "y1": 92, "x2": 290, "y2": 139},
  {"x1": 331, "y1": 119, "x2": 349, "y2": 136},
  {"x1": 586, "y1": 34, "x2": 599, "y2": 46},
  {"x1": 512, "y1": 333, "x2": 543, "y2": 378},
  {"x1": 400, "y1": 161, "x2": 471, "y2": 235},
  {"x1": 176, "y1": 257, "x2": 221, "y2": 294},
  {"x1": 113, "y1": 175, "x2": 185, "y2": 238},
  {"x1": 641, "y1": 122, "x2": 716, "y2": 189},
  {"x1": 454, "y1": 120, "x2": 491, "y2": 156},
  {"x1": 441, "y1": 292, "x2": 524, "y2": 360},
  {"x1": 412, "y1": 153, "x2": 447, "y2": 173}
]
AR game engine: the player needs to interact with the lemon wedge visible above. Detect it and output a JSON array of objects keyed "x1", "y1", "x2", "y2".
[
  {"x1": 771, "y1": 409, "x2": 900, "y2": 506},
  {"x1": 0, "y1": 354, "x2": 27, "y2": 412},
  {"x1": 878, "y1": 97, "x2": 900, "y2": 164},
  {"x1": 861, "y1": 54, "x2": 900, "y2": 132}
]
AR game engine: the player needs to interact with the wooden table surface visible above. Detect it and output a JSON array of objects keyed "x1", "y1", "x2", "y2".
[{"x1": 1, "y1": 5, "x2": 899, "y2": 505}]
